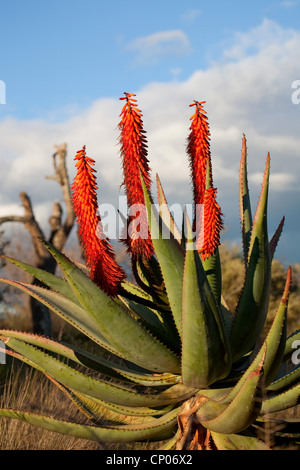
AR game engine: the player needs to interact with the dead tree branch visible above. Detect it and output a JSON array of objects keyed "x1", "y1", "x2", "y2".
[{"x1": 0, "y1": 143, "x2": 75, "y2": 336}]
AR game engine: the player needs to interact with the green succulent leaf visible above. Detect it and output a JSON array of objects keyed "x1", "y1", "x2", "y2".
[
  {"x1": 141, "y1": 174, "x2": 185, "y2": 338},
  {"x1": 0, "y1": 407, "x2": 180, "y2": 443},
  {"x1": 41, "y1": 240, "x2": 181, "y2": 374},
  {"x1": 158, "y1": 430, "x2": 180, "y2": 450},
  {"x1": 211, "y1": 431, "x2": 270, "y2": 450},
  {"x1": 261, "y1": 383, "x2": 300, "y2": 415},
  {"x1": 259, "y1": 266, "x2": 290, "y2": 385},
  {"x1": 239, "y1": 134, "x2": 253, "y2": 264},
  {"x1": 269, "y1": 216, "x2": 285, "y2": 260},
  {"x1": 0, "y1": 329, "x2": 179, "y2": 387},
  {"x1": 196, "y1": 341, "x2": 266, "y2": 421},
  {"x1": 56, "y1": 387, "x2": 162, "y2": 424},
  {"x1": 197, "y1": 348, "x2": 264, "y2": 434},
  {"x1": 283, "y1": 329, "x2": 300, "y2": 362},
  {"x1": 68, "y1": 390, "x2": 176, "y2": 420},
  {"x1": 156, "y1": 173, "x2": 182, "y2": 243},
  {"x1": 2, "y1": 336, "x2": 194, "y2": 408},
  {"x1": 119, "y1": 294, "x2": 181, "y2": 357},
  {"x1": 181, "y1": 213, "x2": 231, "y2": 388},
  {"x1": 0, "y1": 254, "x2": 79, "y2": 304},
  {"x1": 202, "y1": 250, "x2": 222, "y2": 307},
  {"x1": 230, "y1": 154, "x2": 272, "y2": 361},
  {"x1": 267, "y1": 364, "x2": 300, "y2": 393},
  {"x1": 0, "y1": 278, "x2": 116, "y2": 355}
]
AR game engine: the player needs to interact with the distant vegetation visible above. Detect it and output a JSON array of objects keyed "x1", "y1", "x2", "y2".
[{"x1": 220, "y1": 243, "x2": 300, "y2": 336}]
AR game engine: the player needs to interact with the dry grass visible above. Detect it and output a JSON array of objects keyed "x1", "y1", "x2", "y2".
[{"x1": 0, "y1": 362, "x2": 107, "y2": 450}]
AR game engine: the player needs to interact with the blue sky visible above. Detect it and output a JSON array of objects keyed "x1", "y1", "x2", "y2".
[
  {"x1": 1, "y1": 0, "x2": 300, "y2": 119},
  {"x1": 0, "y1": 0, "x2": 300, "y2": 265}
]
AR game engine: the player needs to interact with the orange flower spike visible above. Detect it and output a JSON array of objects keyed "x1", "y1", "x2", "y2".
[
  {"x1": 187, "y1": 101, "x2": 223, "y2": 259},
  {"x1": 118, "y1": 92, "x2": 154, "y2": 260},
  {"x1": 187, "y1": 100, "x2": 212, "y2": 208},
  {"x1": 197, "y1": 187, "x2": 224, "y2": 259},
  {"x1": 72, "y1": 146, "x2": 126, "y2": 296}
]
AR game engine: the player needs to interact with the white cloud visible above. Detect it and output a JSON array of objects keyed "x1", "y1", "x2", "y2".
[
  {"x1": 125, "y1": 30, "x2": 191, "y2": 65},
  {"x1": 279, "y1": 1, "x2": 300, "y2": 7},
  {"x1": 223, "y1": 18, "x2": 296, "y2": 61},
  {"x1": 181, "y1": 8, "x2": 202, "y2": 22},
  {"x1": 250, "y1": 172, "x2": 298, "y2": 191}
]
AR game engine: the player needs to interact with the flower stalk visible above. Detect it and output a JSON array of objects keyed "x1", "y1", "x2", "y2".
[
  {"x1": 187, "y1": 100, "x2": 223, "y2": 259},
  {"x1": 118, "y1": 92, "x2": 154, "y2": 260},
  {"x1": 71, "y1": 145, "x2": 125, "y2": 296}
]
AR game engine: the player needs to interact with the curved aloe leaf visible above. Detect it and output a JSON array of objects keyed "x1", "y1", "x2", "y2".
[
  {"x1": 261, "y1": 383, "x2": 300, "y2": 414},
  {"x1": 220, "y1": 296, "x2": 234, "y2": 337},
  {"x1": 156, "y1": 173, "x2": 182, "y2": 242},
  {"x1": 69, "y1": 389, "x2": 176, "y2": 421},
  {"x1": 211, "y1": 431, "x2": 270, "y2": 450},
  {"x1": 120, "y1": 295, "x2": 181, "y2": 357},
  {"x1": 0, "y1": 254, "x2": 79, "y2": 304},
  {"x1": 41, "y1": 240, "x2": 181, "y2": 374},
  {"x1": 269, "y1": 216, "x2": 285, "y2": 260},
  {"x1": 121, "y1": 280, "x2": 171, "y2": 321},
  {"x1": 158, "y1": 430, "x2": 180, "y2": 450},
  {"x1": 283, "y1": 329, "x2": 300, "y2": 362},
  {"x1": 230, "y1": 154, "x2": 271, "y2": 361},
  {"x1": 0, "y1": 330, "x2": 179, "y2": 387},
  {"x1": 259, "y1": 266, "x2": 290, "y2": 385},
  {"x1": 2, "y1": 336, "x2": 195, "y2": 408},
  {"x1": 56, "y1": 385, "x2": 163, "y2": 424},
  {"x1": 202, "y1": 251, "x2": 222, "y2": 307},
  {"x1": 0, "y1": 407, "x2": 180, "y2": 443},
  {"x1": 197, "y1": 350, "x2": 264, "y2": 434},
  {"x1": 141, "y1": 174, "x2": 185, "y2": 338},
  {"x1": 267, "y1": 363, "x2": 300, "y2": 393},
  {"x1": 239, "y1": 134, "x2": 253, "y2": 264},
  {"x1": 0, "y1": 330, "x2": 125, "y2": 382},
  {"x1": 181, "y1": 214, "x2": 231, "y2": 388},
  {"x1": 0, "y1": 278, "x2": 117, "y2": 355},
  {"x1": 198, "y1": 343, "x2": 266, "y2": 409}
]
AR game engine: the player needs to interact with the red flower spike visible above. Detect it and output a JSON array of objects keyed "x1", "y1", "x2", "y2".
[
  {"x1": 196, "y1": 187, "x2": 224, "y2": 260},
  {"x1": 72, "y1": 146, "x2": 126, "y2": 296},
  {"x1": 187, "y1": 101, "x2": 223, "y2": 259},
  {"x1": 187, "y1": 101, "x2": 212, "y2": 208},
  {"x1": 118, "y1": 92, "x2": 154, "y2": 260}
]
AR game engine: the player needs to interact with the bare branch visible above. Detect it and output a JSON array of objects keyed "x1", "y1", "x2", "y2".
[
  {"x1": 0, "y1": 191, "x2": 47, "y2": 263},
  {"x1": 19, "y1": 192, "x2": 49, "y2": 263},
  {"x1": 49, "y1": 201, "x2": 62, "y2": 232},
  {"x1": 0, "y1": 215, "x2": 27, "y2": 225},
  {"x1": 46, "y1": 143, "x2": 75, "y2": 249},
  {"x1": 0, "y1": 142, "x2": 76, "y2": 335}
]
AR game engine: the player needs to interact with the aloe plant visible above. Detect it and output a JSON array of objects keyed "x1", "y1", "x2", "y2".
[{"x1": 0, "y1": 94, "x2": 299, "y2": 450}]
